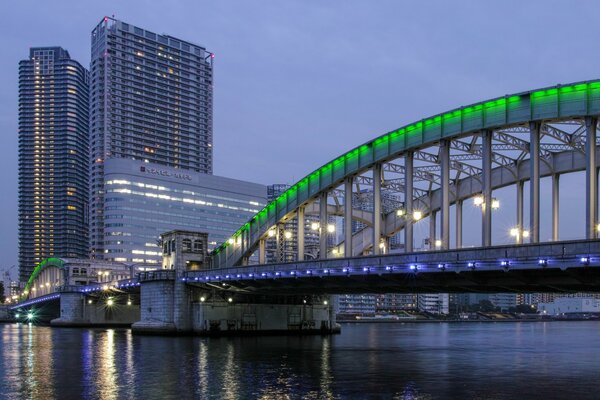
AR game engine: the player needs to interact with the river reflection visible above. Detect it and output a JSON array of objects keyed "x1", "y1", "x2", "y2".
[{"x1": 0, "y1": 322, "x2": 599, "y2": 399}]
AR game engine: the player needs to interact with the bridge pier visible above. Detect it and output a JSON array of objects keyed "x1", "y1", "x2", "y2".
[
  {"x1": 132, "y1": 270, "x2": 339, "y2": 336},
  {"x1": 51, "y1": 290, "x2": 140, "y2": 327}
]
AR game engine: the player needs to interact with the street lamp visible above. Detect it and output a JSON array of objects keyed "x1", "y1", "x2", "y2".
[{"x1": 413, "y1": 211, "x2": 423, "y2": 221}]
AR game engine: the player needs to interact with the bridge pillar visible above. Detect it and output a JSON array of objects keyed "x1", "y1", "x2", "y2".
[
  {"x1": 51, "y1": 291, "x2": 85, "y2": 326},
  {"x1": 429, "y1": 209, "x2": 436, "y2": 250},
  {"x1": 586, "y1": 117, "x2": 597, "y2": 239},
  {"x1": 297, "y1": 206, "x2": 305, "y2": 261},
  {"x1": 373, "y1": 163, "x2": 382, "y2": 255},
  {"x1": 132, "y1": 271, "x2": 192, "y2": 335},
  {"x1": 276, "y1": 223, "x2": 285, "y2": 262},
  {"x1": 259, "y1": 239, "x2": 266, "y2": 264},
  {"x1": 405, "y1": 151, "x2": 414, "y2": 253},
  {"x1": 552, "y1": 174, "x2": 559, "y2": 241},
  {"x1": 456, "y1": 199, "x2": 462, "y2": 249},
  {"x1": 516, "y1": 180, "x2": 524, "y2": 244},
  {"x1": 440, "y1": 139, "x2": 450, "y2": 250},
  {"x1": 344, "y1": 177, "x2": 353, "y2": 257},
  {"x1": 530, "y1": 122, "x2": 541, "y2": 243},
  {"x1": 319, "y1": 192, "x2": 328, "y2": 259},
  {"x1": 482, "y1": 129, "x2": 492, "y2": 247}
]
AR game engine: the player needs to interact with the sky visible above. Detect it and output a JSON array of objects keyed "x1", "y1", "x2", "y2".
[{"x1": 1, "y1": 0, "x2": 599, "y2": 278}]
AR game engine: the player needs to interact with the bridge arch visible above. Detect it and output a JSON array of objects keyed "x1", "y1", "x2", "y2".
[
  {"x1": 212, "y1": 80, "x2": 600, "y2": 268},
  {"x1": 23, "y1": 258, "x2": 67, "y2": 299}
]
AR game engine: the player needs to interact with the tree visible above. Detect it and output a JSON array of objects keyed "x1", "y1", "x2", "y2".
[{"x1": 0, "y1": 281, "x2": 5, "y2": 303}]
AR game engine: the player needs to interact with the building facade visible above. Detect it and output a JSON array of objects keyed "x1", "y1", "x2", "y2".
[
  {"x1": 89, "y1": 17, "x2": 214, "y2": 259},
  {"x1": 417, "y1": 293, "x2": 449, "y2": 314},
  {"x1": 18, "y1": 47, "x2": 89, "y2": 282},
  {"x1": 538, "y1": 298, "x2": 600, "y2": 315},
  {"x1": 102, "y1": 159, "x2": 266, "y2": 265}
]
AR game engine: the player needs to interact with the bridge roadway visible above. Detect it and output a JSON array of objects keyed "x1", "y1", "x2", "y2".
[
  {"x1": 10, "y1": 279, "x2": 140, "y2": 310},
  {"x1": 186, "y1": 239, "x2": 600, "y2": 295}
]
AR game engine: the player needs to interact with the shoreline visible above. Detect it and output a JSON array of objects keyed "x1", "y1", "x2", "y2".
[{"x1": 338, "y1": 318, "x2": 599, "y2": 324}]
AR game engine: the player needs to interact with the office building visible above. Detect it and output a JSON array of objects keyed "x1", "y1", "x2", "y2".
[
  {"x1": 89, "y1": 17, "x2": 214, "y2": 258},
  {"x1": 102, "y1": 159, "x2": 266, "y2": 265},
  {"x1": 18, "y1": 47, "x2": 89, "y2": 282}
]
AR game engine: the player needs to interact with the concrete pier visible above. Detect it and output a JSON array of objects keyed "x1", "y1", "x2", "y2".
[
  {"x1": 132, "y1": 273, "x2": 339, "y2": 336},
  {"x1": 51, "y1": 291, "x2": 140, "y2": 327}
]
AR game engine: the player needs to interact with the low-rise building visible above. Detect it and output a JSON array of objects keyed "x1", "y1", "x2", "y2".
[{"x1": 538, "y1": 297, "x2": 600, "y2": 315}]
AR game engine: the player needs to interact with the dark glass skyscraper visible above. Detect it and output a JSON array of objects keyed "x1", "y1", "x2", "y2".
[
  {"x1": 89, "y1": 17, "x2": 214, "y2": 259},
  {"x1": 18, "y1": 47, "x2": 89, "y2": 282}
]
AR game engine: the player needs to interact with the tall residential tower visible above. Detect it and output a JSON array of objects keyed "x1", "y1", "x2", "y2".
[
  {"x1": 89, "y1": 17, "x2": 214, "y2": 259},
  {"x1": 18, "y1": 47, "x2": 89, "y2": 282}
]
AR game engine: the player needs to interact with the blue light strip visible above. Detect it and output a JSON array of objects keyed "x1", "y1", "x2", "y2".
[{"x1": 184, "y1": 255, "x2": 600, "y2": 284}]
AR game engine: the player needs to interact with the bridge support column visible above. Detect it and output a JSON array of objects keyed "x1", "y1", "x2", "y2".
[
  {"x1": 297, "y1": 206, "x2": 305, "y2": 261},
  {"x1": 405, "y1": 151, "x2": 414, "y2": 253},
  {"x1": 552, "y1": 174, "x2": 559, "y2": 241},
  {"x1": 344, "y1": 177, "x2": 353, "y2": 257},
  {"x1": 51, "y1": 291, "x2": 85, "y2": 326},
  {"x1": 319, "y1": 192, "x2": 328, "y2": 259},
  {"x1": 259, "y1": 239, "x2": 266, "y2": 264},
  {"x1": 530, "y1": 122, "x2": 540, "y2": 243},
  {"x1": 132, "y1": 271, "x2": 192, "y2": 335},
  {"x1": 456, "y1": 199, "x2": 462, "y2": 249},
  {"x1": 373, "y1": 164, "x2": 382, "y2": 255},
  {"x1": 517, "y1": 181, "x2": 524, "y2": 245},
  {"x1": 586, "y1": 117, "x2": 597, "y2": 239},
  {"x1": 440, "y1": 140, "x2": 450, "y2": 250},
  {"x1": 482, "y1": 129, "x2": 492, "y2": 247},
  {"x1": 276, "y1": 223, "x2": 285, "y2": 262},
  {"x1": 429, "y1": 209, "x2": 436, "y2": 250}
]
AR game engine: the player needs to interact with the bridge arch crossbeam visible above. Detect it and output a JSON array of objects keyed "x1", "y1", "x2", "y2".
[{"x1": 212, "y1": 81, "x2": 600, "y2": 269}]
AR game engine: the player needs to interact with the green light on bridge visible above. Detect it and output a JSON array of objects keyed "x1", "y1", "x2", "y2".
[{"x1": 213, "y1": 80, "x2": 600, "y2": 258}]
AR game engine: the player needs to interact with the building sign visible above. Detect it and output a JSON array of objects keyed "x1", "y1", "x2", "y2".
[{"x1": 140, "y1": 166, "x2": 192, "y2": 181}]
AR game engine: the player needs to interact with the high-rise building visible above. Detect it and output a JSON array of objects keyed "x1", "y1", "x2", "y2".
[
  {"x1": 102, "y1": 159, "x2": 266, "y2": 265},
  {"x1": 266, "y1": 184, "x2": 320, "y2": 262},
  {"x1": 89, "y1": 17, "x2": 214, "y2": 258},
  {"x1": 18, "y1": 47, "x2": 89, "y2": 282}
]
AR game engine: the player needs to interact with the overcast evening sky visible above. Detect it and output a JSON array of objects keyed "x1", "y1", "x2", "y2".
[{"x1": 1, "y1": 1, "x2": 599, "y2": 277}]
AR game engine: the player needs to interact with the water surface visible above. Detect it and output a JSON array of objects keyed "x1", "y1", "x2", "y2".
[{"x1": 0, "y1": 321, "x2": 598, "y2": 399}]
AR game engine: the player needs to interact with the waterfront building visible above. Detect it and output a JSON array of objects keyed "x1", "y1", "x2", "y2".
[
  {"x1": 18, "y1": 47, "x2": 89, "y2": 282},
  {"x1": 376, "y1": 294, "x2": 417, "y2": 313},
  {"x1": 417, "y1": 293, "x2": 449, "y2": 314},
  {"x1": 89, "y1": 17, "x2": 214, "y2": 259},
  {"x1": 538, "y1": 297, "x2": 600, "y2": 315},
  {"x1": 337, "y1": 294, "x2": 377, "y2": 316},
  {"x1": 102, "y1": 159, "x2": 266, "y2": 265}
]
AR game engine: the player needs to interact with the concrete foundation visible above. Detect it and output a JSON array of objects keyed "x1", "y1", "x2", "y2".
[
  {"x1": 191, "y1": 302, "x2": 336, "y2": 335},
  {"x1": 51, "y1": 292, "x2": 140, "y2": 327},
  {"x1": 132, "y1": 277, "x2": 339, "y2": 336}
]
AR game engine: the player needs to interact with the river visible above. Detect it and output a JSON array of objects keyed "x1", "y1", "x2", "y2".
[{"x1": 0, "y1": 321, "x2": 598, "y2": 399}]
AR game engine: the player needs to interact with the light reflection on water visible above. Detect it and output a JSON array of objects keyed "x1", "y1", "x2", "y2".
[{"x1": 0, "y1": 322, "x2": 599, "y2": 399}]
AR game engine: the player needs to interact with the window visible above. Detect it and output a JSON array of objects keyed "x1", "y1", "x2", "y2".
[{"x1": 182, "y1": 238, "x2": 192, "y2": 252}]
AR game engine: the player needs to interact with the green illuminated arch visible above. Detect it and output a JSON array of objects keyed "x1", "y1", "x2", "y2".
[
  {"x1": 213, "y1": 80, "x2": 600, "y2": 268},
  {"x1": 22, "y1": 257, "x2": 65, "y2": 300}
]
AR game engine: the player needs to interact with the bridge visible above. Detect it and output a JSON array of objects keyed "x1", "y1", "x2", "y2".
[{"x1": 13, "y1": 79, "x2": 600, "y2": 335}]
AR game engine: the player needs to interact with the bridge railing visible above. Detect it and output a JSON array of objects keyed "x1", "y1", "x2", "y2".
[{"x1": 187, "y1": 239, "x2": 600, "y2": 280}]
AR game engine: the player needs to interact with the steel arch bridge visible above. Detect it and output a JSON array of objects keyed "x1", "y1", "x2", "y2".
[{"x1": 212, "y1": 80, "x2": 600, "y2": 274}]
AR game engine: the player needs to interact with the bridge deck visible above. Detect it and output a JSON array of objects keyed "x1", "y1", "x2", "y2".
[{"x1": 186, "y1": 240, "x2": 600, "y2": 294}]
